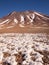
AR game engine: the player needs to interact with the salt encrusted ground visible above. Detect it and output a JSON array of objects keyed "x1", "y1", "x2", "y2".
[{"x1": 0, "y1": 33, "x2": 49, "y2": 65}]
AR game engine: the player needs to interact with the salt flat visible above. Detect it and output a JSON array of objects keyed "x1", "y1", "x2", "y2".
[{"x1": 0, "y1": 33, "x2": 49, "y2": 65}]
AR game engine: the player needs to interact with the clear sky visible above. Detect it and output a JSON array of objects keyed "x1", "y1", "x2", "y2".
[{"x1": 0, "y1": 0, "x2": 49, "y2": 18}]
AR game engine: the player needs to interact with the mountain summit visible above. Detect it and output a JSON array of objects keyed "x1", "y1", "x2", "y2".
[{"x1": 0, "y1": 11, "x2": 49, "y2": 33}]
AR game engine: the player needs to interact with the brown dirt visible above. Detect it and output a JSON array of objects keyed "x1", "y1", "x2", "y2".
[{"x1": 0, "y1": 26, "x2": 49, "y2": 34}]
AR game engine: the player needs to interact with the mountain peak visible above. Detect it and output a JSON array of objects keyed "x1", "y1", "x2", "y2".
[
  {"x1": 11, "y1": 11, "x2": 17, "y2": 14},
  {"x1": 8, "y1": 11, "x2": 17, "y2": 16},
  {"x1": 0, "y1": 10, "x2": 49, "y2": 33}
]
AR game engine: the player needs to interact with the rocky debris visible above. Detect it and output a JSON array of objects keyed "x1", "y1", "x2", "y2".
[
  {"x1": 2, "y1": 61, "x2": 11, "y2": 65},
  {"x1": 14, "y1": 52, "x2": 25, "y2": 65},
  {"x1": 3, "y1": 52, "x2": 11, "y2": 58}
]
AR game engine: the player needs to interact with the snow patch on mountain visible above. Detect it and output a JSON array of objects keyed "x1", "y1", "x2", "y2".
[
  {"x1": 0, "y1": 19, "x2": 9, "y2": 25},
  {"x1": 20, "y1": 15, "x2": 24, "y2": 24},
  {"x1": 19, "y1": 24, "x2": 25, "y2": 27},
  {"x1": 34, "y1": 12, "x2": 49, "y2": 19},
  {"x1": 7, "y1": 26, "x2": 14, "y2": 28},
  {"x1": 27, "y1": 14, "x2": 35, "y2": 23},
  {"x1": 14, "y1": 18, "x2": 18, "y2": 24}
]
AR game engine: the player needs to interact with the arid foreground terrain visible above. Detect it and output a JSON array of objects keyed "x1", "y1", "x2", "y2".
[
  {"x1": 0, "y1": 11, "x2": 49, "y2": 65},
  {"x1": 0, "y1": 33, "x2": 49, "y2": 65}
]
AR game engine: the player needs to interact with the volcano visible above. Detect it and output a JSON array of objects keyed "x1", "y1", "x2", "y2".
[{"x1": 0, "y1": 11, "x2": 49, "y2": 33}]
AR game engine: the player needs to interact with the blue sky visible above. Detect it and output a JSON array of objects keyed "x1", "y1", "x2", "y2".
[{"x1": 0, "y1": 0, "x2": 49, "y2": 18}]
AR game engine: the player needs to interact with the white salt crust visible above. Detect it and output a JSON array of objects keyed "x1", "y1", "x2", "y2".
[{"x1": 0, "y1": 33, "x2": 49, "y2": 65}]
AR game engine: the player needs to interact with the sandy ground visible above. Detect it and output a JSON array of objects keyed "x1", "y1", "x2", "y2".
[
  {"x1": 0, "y1": 26, "x2": 49, "y2": 33},
  {"x1": 0, "y1": 33, "x2": 49, "y2": 65}
]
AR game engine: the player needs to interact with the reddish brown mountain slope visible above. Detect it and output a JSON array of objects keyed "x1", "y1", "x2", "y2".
[{"x1": 0, "y1": 11, "x2": 49, "y2": 33}]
